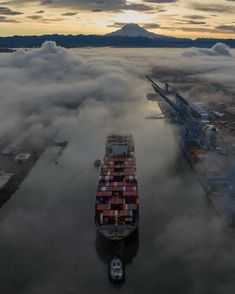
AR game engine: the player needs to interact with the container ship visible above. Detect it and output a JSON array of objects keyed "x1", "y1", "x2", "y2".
[{"x1": 95, "y1": 135, "x2": 139, "y2": 241}]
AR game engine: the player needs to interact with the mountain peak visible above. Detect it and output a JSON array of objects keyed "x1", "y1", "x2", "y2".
[
  {"x1": 107, "y1": 23, "x2": 161, "y2": 39},
  {"x1": 122, "y1": 23, "x2": 141, "y2": 29}
]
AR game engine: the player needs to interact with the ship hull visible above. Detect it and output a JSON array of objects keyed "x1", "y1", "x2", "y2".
[{"x1": 97, "y1": 224, "x2": 138, "y2": 241}]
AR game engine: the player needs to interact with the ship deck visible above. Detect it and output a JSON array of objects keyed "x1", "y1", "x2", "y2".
[{"x1": 95, "y1": 135, "x2": 139, "y2": 239}]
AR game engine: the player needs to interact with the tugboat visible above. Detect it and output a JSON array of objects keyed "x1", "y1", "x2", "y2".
[
  {"x1": 109, "y1": 256, "x2": 125, "y2": 283},
  {"x1": 94, "y1": 159, "x2": 101, "y2": 168}
]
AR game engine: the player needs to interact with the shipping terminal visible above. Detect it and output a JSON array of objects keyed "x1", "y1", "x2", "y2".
[
  {"x1": 147, "y1": 76, "x2": 235, "y2": 229},
  {"x1": 95, "y1": 135, "x2": 139, "y2": 241}
]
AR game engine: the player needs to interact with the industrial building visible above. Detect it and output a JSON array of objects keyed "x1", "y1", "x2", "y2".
[{"x1": 15, "y1": 153, "x2": 31, "y2": 162}]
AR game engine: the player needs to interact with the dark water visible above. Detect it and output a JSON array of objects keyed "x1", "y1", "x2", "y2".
[{"x1": 1, "y1": 101, "x2": 235, "y2": 294}]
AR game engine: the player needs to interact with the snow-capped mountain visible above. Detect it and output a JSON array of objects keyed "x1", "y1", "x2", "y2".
[{"x1": 106, "y1": 23, "x2": 165, "y2": 39}]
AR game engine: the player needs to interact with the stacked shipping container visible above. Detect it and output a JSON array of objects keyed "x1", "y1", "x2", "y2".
[{"x1": 95, "y1": 135, "x2": 139, "y2": 230}]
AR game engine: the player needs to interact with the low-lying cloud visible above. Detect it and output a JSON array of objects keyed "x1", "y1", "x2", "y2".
[
  {"x1": 0, "y1": 41, "x2": 234, "y2": 141},
  {"x1": 183, "y1": 42, "x2": 232, "y2": 57}
]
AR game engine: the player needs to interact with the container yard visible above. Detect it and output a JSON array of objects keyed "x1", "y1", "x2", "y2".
[
  {"x1": 95, "y1": 135, "x2": 139, "y2": 241},
  {"x1": 147, "y1": 76, "x2": 235, "y2": 229},
  {"x1": 0, "y1": 136, "x2": 68, "y2": 206},
  {"x1": 0, "y1": 136, "x2": 46, "y2": 206}
]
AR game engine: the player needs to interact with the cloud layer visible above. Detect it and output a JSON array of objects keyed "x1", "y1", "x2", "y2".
[{"x1": 0, "y1": 41, "x2": 234, "y2": 141}]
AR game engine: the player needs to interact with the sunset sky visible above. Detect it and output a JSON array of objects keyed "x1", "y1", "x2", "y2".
[{"x1": 0, "y1": 0, "x2": 235, "y2": 38}]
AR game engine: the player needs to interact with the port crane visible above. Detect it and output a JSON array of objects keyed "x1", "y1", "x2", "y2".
[
  {"x1": 147, "y1": 76, "x2": 235, "y2": 225},
  {"x1": 147, "y1": 76, "x2": 233, "y2": 155},
  {"x1": 146, "y1": 76, "x2": 210, "y2": 150}
]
